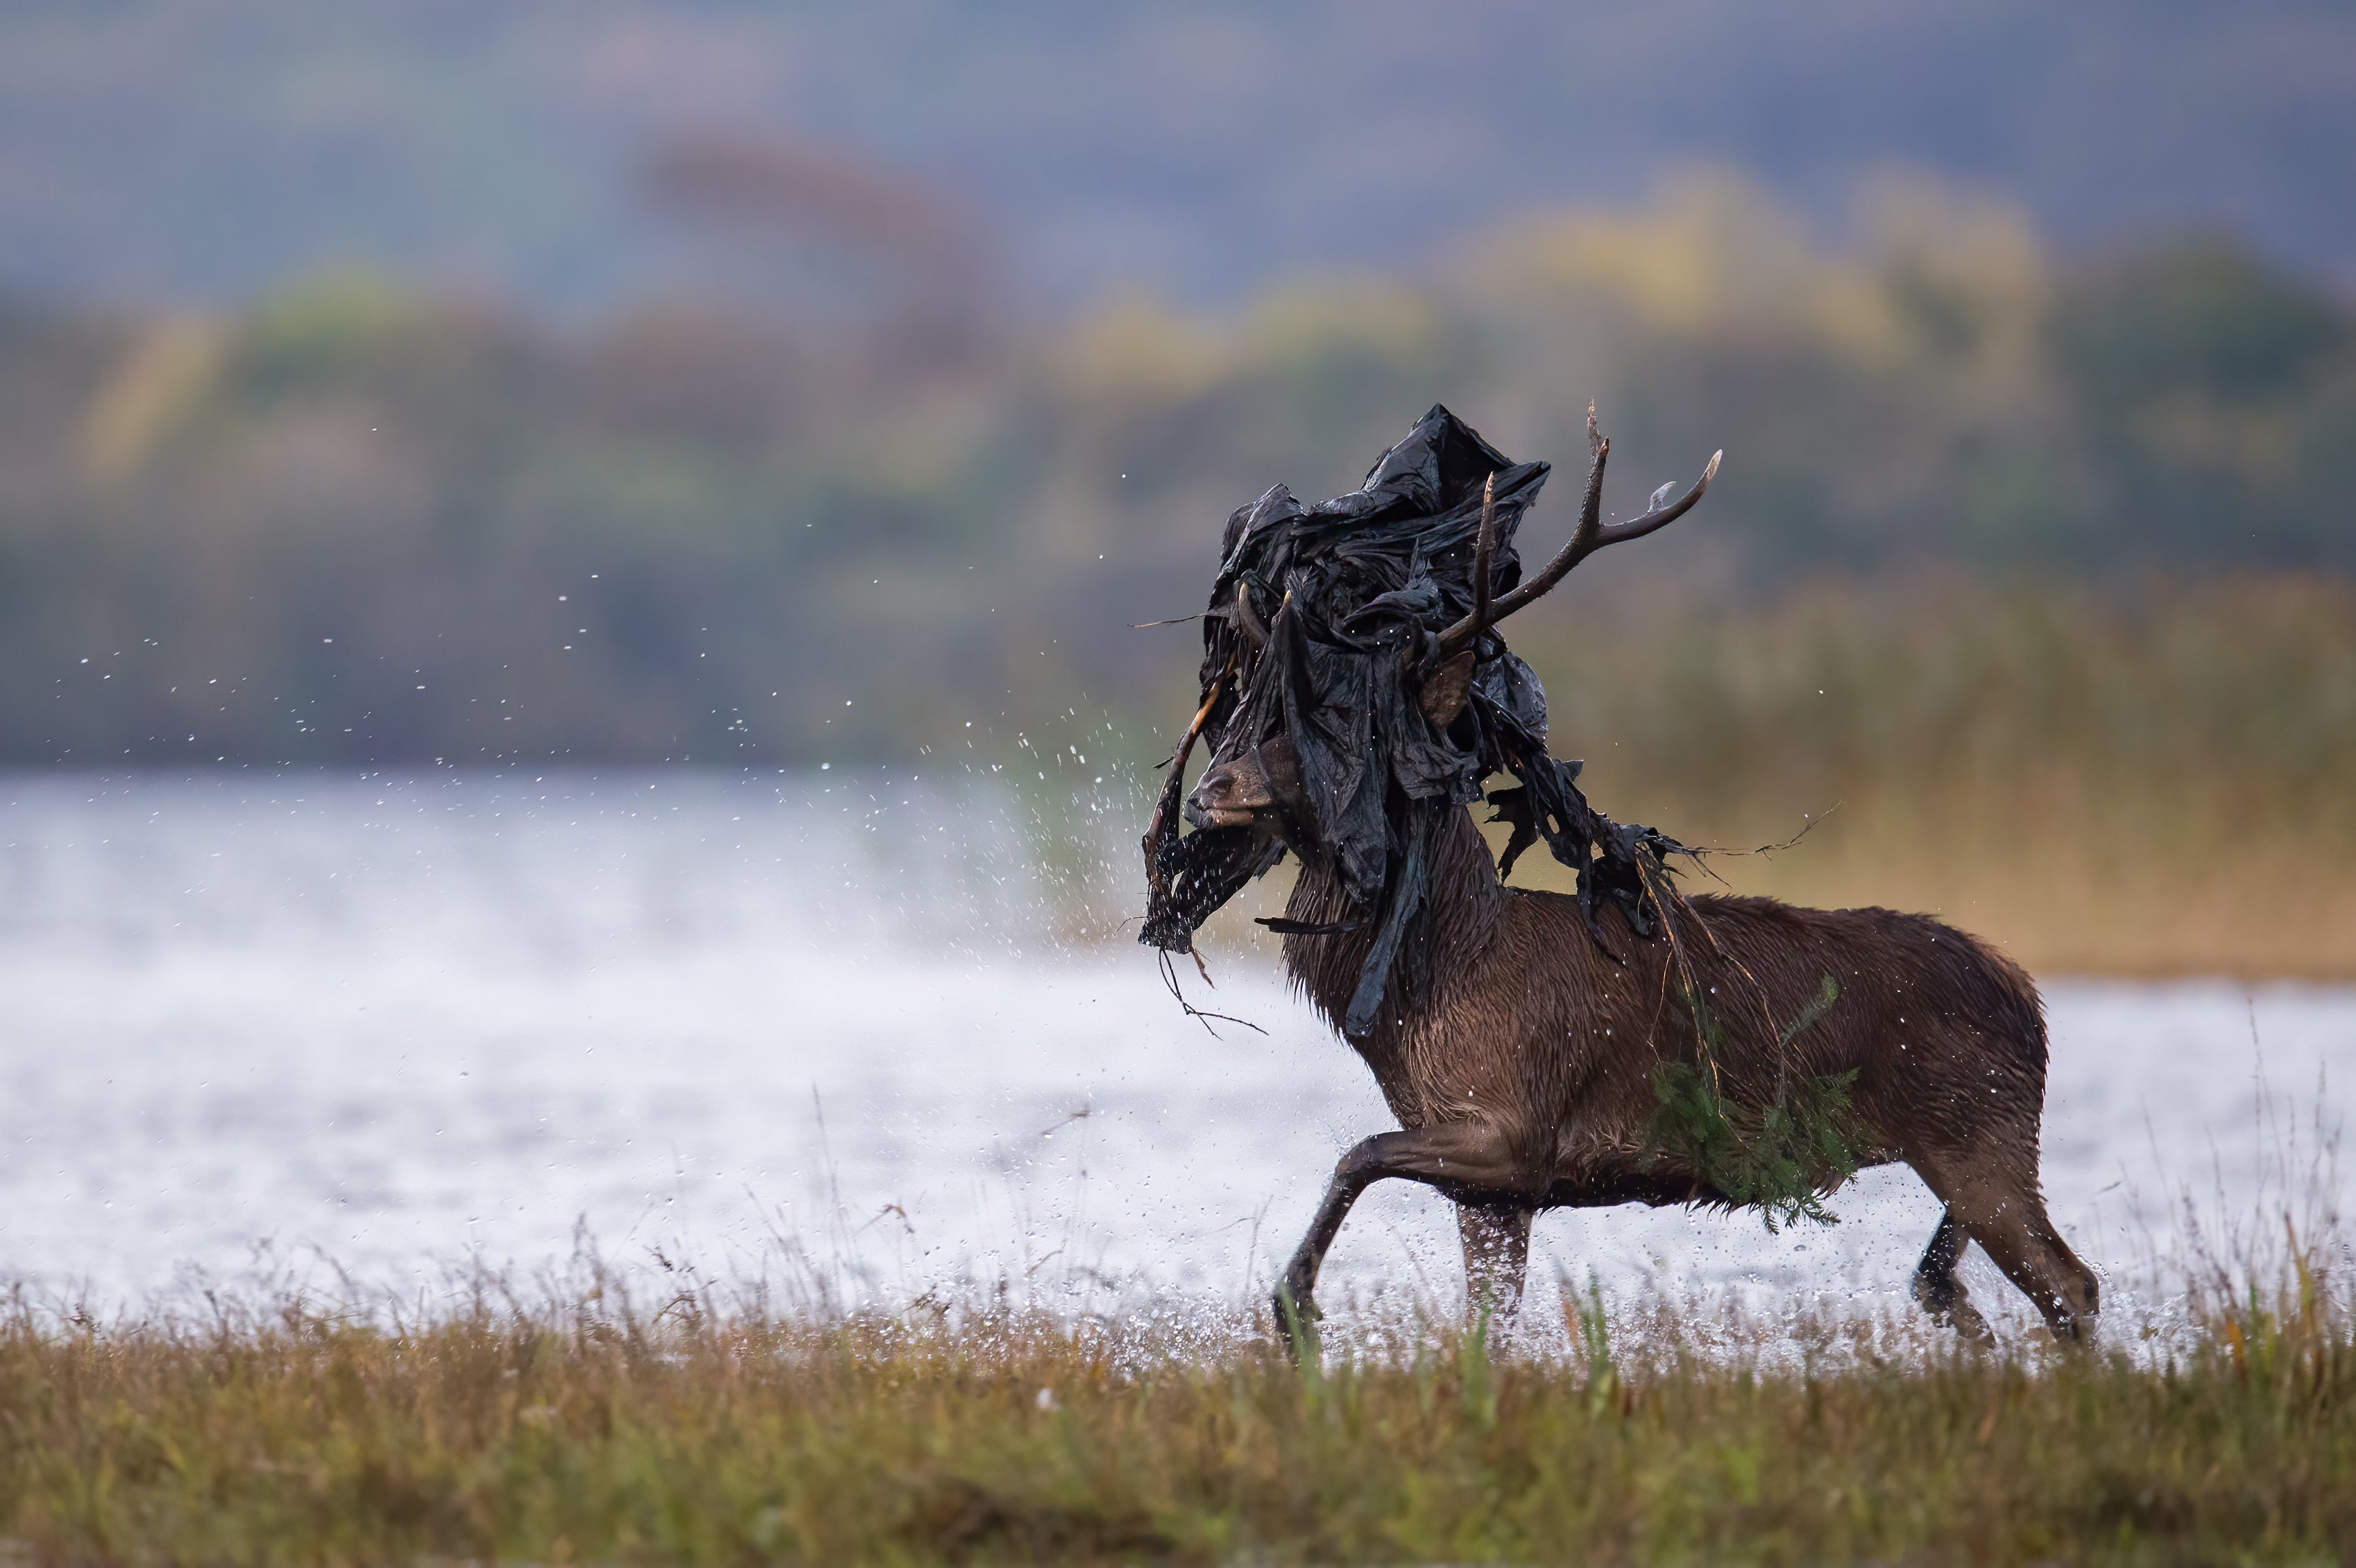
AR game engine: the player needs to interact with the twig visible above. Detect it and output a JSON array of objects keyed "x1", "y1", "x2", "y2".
[
  {"x1": 1158, "y1": 948, "x2": 1267, "y2": 1037},
  {"x1": 1683, "y1": 803, "x2": 1845, "y2": 862}
]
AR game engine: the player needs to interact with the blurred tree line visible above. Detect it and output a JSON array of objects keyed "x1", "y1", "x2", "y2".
[{"x1": 3, "y1": 173, "x2": 2351, "y2": 768}]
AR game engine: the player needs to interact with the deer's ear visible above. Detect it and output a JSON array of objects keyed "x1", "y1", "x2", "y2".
[
  {"x1": 1257, "y1": 733, "x2": 1303, "y2": 798},
  {"x1": 1417, "y1": 649, "x2": 1476, "y2": 728}
]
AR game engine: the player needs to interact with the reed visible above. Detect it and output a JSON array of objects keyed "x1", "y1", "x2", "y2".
[
  {"x1": 1141, "y1": 572, "x2": 2356, "y2": 978},
  {"x1": 1504, "y1": 573, "x2": 2356, "y2": 978}
]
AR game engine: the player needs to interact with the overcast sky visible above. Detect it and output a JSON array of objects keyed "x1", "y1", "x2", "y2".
[{"x1": 1, "y1": 0, "x2": 2348, "y2": 312}]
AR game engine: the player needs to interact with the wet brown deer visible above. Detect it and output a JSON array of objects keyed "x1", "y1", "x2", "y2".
[{"x1": 1144, "y1": 406, "x2": 2098, "y2": 1345}]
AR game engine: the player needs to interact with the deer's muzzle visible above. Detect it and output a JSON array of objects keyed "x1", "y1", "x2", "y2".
[{"x1": 1186, "y1": 736, "x2": 1299, "y2": 831}]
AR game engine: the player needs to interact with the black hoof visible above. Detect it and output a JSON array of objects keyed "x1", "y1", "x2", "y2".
[
  {"x1": 1913, "y1": 1271, "x2": 1995, "y2": 1345},
  {"x1": 1272, "y1": 1281, "x2": 1322, "y2": 1356},
  {"x1": 2047, "y1": 1309, "x2": 2099, "y2": 1347}
]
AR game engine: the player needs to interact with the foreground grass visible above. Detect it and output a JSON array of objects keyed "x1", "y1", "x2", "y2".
[{"x1": 3, "y1": 1261, "x2": 2350, "y2": 1566}]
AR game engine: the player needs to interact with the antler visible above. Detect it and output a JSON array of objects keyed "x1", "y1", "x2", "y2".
[
  {"x1": 1142, "y1": 586, "x2": 1290, "y2": 904},
  {"x1": 1466, "y1": 470, "x2": 1496, "y2": 649},
  {"x1": 1141, "y1": 653, "x2": 1235, "y2": 906},
  {"x1": 1434, "y1": 404, "x2": 1721, "y2": 658},
  {"x1": 1231, "y1": 579, "x2": 1268, "y2": 651}
]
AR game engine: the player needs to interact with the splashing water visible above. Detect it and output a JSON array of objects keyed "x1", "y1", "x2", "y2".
[{"x1": 0, "y1": 769, "x2": 2345, "y2": 1344}]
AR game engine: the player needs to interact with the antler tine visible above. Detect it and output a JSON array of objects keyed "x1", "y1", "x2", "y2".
[
  {"x1": 1435, "y1": 405, "x2": 1720, "y2": 656},
  {"x1": 1467, "y1": 470, "x2": 1497, "y2": 647},
  {"x1": 1141, "y1": 649, "x2": 1237, "y2": 903},
  {"x1": 1231, "y1": 579, "x2": 1268, "y2": 651},
  {"x1": 1592, "y1": 447, "x2": 1721, "y2": 550}
]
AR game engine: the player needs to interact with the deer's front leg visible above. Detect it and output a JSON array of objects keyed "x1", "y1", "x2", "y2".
[
  {"x1": 1458, "y1": 1202, "x2": 1535, "y2": 1329},
  {"x1": 1273, "y1": 1120, "x2": 1533, "y2": 1341}
]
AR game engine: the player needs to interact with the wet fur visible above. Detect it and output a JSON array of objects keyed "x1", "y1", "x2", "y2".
[{"x1": 1274, "y1": 803, "x2": 2100, "y2": 1339}]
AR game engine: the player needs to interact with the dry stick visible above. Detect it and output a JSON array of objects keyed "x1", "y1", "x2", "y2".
[
  {"x1": 1139, "y1": 650, "x2": 1238, "y2": 906},
  {"x1": 1638, "y1": 847, "x2": 1793, "y2": 1105},
  {"x1": 1168, "y1": 655, "x2": 1234, "y2": 769},
  {"x1": 1158, "y1": 948, "x2": 1266, "y2": 1037},
  {"x1": 1644, "y1": 856, "x2": 1855, "y2": 1217},
  {"x1": 1682, "y1": 803, "x2": 1845, "y2": 866},
  {"x1": 1632, "y1": 849, "x2": 1721, "y2": 1099},
  {"x1": 1675, "y1": 806, "x2": 1850, "y2": 1098},
  {"x1": 1634, "y1": 852, "x2": 1819, "y2": 1217},
  {"x1": 1164, "y1": 585, "x2": 1286, "y2": 776},
  {"x1": 1142, "y1": 638, "x2": 1267, "y2": 1034},
  {"x1": 1637, "y1": 852, "x2": 1777, "y2": 1115}
]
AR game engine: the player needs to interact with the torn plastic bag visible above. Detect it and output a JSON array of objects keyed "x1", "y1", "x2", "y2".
[{"x1": 1142, "y1": 405, "x2": 1691, "y2": 1038}]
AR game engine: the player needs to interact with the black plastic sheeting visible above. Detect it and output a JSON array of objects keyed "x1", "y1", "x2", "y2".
[{"x1": 1141, "y1": 405, "x2": 1689, "y2": 1039}]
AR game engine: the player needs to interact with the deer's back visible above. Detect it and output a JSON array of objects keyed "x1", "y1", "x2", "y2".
[{"x1": 1394, "y1": 885, "x2": 2049, "y2": 1189}]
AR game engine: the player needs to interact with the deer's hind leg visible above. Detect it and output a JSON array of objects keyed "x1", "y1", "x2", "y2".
[
  {"x1": 1911, "y1": 1147, "x2": 2099, "y2": 1342},
  {"x1": 1911, "y1": 1209, "x2": 1993, "y2": 1343},
  {"x1": 1957, "y1": 1182, "x2": 2099, "y2": 1342}
]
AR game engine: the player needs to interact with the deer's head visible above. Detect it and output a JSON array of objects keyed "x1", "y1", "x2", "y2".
[
  {"x1": 1140, "y1": 404, "x2": 1719, "y2": 1019},
  {"x1": 1186, "y1": 730, "x2": 1306, "y2": 838}
]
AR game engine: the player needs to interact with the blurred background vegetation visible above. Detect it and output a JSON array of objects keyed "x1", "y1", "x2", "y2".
[
  {"x1": 1, "y1": 3, "x2": 2350, "y2": 974},
  {"x1": 12, "y1": 174, "x2": 2355, "y2": 765}
]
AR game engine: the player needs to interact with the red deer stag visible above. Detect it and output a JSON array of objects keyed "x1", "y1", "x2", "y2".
[{"x1": 1141, "y1": 405, "x2": 2098, "y2": 1344}]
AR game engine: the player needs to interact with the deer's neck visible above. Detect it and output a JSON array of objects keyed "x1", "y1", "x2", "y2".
[{"x1": 1279, "y1": 804, "x2": 1506, "y2": 1049}]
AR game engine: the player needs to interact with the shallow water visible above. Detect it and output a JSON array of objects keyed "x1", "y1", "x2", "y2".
[{"x1": 2, "y1": 771, "x2": 2346, "y2": 1335}]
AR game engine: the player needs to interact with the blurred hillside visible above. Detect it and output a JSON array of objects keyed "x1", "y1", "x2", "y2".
[
  {"x1": 4, "y1": 175, "x2": 2353, "y2": 770},
  {"x1": 2, "y1": 1, "x2": 2352, "y2": 309},
  {"x1": 6, "y1": 5, "x2": 2350, "y2": 975}
]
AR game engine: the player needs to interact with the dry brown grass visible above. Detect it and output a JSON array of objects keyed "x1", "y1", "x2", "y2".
[
  {"x1": 1182, "y1": 572, "x2": 2356, "y2": 980},
  {"x1": 1482, "y1": 794, "x2": 2356, "y2": 980}
]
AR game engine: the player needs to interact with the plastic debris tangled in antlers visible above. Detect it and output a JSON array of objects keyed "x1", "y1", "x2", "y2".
[{"x1": 1141, "y1": 404, "x2": 1700, "y2": 1039}]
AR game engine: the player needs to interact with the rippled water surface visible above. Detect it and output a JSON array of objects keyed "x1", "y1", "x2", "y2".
[{"x1": 3, "y1": 772, "x2": 2347, "y2": 1332}]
